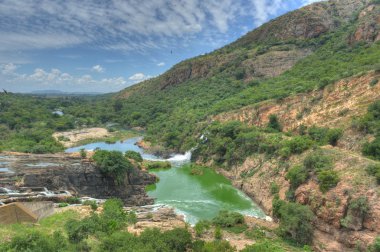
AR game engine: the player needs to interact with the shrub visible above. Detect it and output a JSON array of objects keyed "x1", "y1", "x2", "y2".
[
  {"x1": 125, "y1": 150, "x2": 143, "y2": 162},
  {"x1": 162, "y1": 228, "x2": 193, "y2": 252},
  {"x1": 214, "y1": 226, "x2": 223, "y2": 240},
  {"x1": 286, "y1": 165, "x2": 308, "y2": 189},
  {"x1": 212, "y1": 211, "x2": 245, "y2": 228},
  {"x1": 282, "y1": 136, "x2": 313, "y2": 154},
  {"x1": 370, "y1": 78, "x2": 379, "y2": 87},
  {"x1": 197, "y1": 240, "x2": 235, "y2": 252},
  {"x1": 145, "y1": 161, "x2": 171, "y2": 170},
  {"x1": 369, "y1": 236, "x2": 380, "y2": 252},
  {"x1": 195, "y1": 220, "x2": 211, "y2": 237},
  {"x1": 66, "y1": 197, "x2": 81, "y2": 204},
  {"x1": 317, "y1": 170, "x2": 340, "y2": 193},
  {"x1": 278, "y1": 202, "x2": 314, "y2": 245},
  {"x1": 272, "y1": 197, "x2": 286, "y2": 219},
  {"x1": 0, "y1": 231, "x2": 68, "y2": 252},
  {"x1": 362, "y1": 138, "x2": 380, "y2": 161},
  {"x1": 303, "y1": 151, "x2": 332, "y2": 171},
  {"x1": 348, "y1": 196, "x2": 369, "y2": 217},
  {"x1": 80, "y1": 148, "x2": 87, "y2": 158},
  {"x1": 307, "y1": 126, "x2": 343, "y2": 146},
  {"x1": 270, "y1": 182, "x2": 280, "y2": 195},
  {"x1": 366, "y1": 164, "x2": 380, "y2": 184},
  {"x1": 267, "y1": 114, "x2": 282, "y2": 132},
  {"x1": 242, "y1": 240, "x2": 285, "y2": 252},
  {"x1": 326, "y1": 128, "x2": 343, "y2": 146},
  {"x1": 65, "y1": 214, "x2": 103, "y2": 243},
  {"x1": 83, "y1": 200, "x2": 98, "y2": 211},
  {"x1": 58, "y1": 202, "x2": 69, "y2": 208}
]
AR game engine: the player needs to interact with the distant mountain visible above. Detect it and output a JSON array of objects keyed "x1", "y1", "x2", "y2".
[{"x1": 29, "y1": 90, "x2": 102, "y2": 96}]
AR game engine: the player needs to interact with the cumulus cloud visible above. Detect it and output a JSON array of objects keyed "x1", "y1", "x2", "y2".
[
  {"x1": 157, "y1": 62, "x2": 165, "y2": 67},
  {"x1": 1, "y1": 66, "x2": 128, "y2": 92},
  {"x1": 128, "y1": 73, "x2": 151, "y2": 81},
  {"x1": 92, "y1": 65, "x2": 104, "y2": 73},
  {"x1": 1, "y1": 63, "x2": 18, "y2": 75}
]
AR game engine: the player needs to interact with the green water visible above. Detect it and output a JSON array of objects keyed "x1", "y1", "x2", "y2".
[
  {"x1": 147, "y1": 164, "x2": 266, "y2": 224},
  {"x1": 66, "y1": 137, "x2": 267, "y2": 225}
]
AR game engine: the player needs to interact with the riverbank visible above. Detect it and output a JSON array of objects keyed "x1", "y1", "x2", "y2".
[{"x1": 53, "y1": 128, "x2": 139, "y2": 148}]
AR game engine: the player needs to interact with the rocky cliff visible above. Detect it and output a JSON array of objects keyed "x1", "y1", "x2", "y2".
[
  {"x1": 0, "y1": 153, "x2": 156, "y2": 206},
  {"x1": 209, "y1": 71, "x2": 380, "y2": 251}
]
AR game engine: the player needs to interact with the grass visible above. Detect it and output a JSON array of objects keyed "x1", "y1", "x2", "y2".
[{"x1": 0, "y1": 210, "x2": 80, "y2": 242}]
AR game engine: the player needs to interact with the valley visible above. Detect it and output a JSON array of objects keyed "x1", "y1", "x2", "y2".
[{"x1": 0, "y1": 0, "x2": 380, "y2": 251}]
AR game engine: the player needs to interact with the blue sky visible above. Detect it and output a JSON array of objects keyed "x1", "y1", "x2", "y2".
[{"x1": 0, "y1": 0, "x2": 320, "y2": 93}]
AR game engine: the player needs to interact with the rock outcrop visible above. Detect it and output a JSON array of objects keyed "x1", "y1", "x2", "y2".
[{"x1": 0, "y1": 153, "x2": 156, "y2": 206}]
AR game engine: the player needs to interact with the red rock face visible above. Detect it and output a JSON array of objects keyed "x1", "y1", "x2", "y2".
[{"x1": 350, "y1": 4, "x2": 380, "y2": 43}]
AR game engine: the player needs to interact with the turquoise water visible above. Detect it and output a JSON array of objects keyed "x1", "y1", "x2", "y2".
[{"x1": 67, "y1": 137, "x2": 266, "y2": 224}]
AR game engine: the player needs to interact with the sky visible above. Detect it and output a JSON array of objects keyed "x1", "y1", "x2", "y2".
[{"x1": 0, "y1": 0, "x2": 321, "y2": 93}]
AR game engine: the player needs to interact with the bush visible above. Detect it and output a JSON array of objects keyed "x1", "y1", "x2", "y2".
[
  {"x1": 370, "y1": 78, "x2": 379, "y2": 87},
  {"x1": 362, "y1": 138, "x2": 380, "y2": 160},
  {"x1": 286, "y1": 165, "x2": 308, "y2": 189},
  {"x1": 366, "y1": 164, "x2": 380, "y2": 184},
  {"x1": 80, "y1": 148, "x2": 87, "y2": 158},
  {"x1": 278, "y1": 202, "x2": 314, "y2": 245},
  {"x1": 272, "y1": 197, "x2": 286, "y2": 219},
  {"x1": 303, "y1": 151, "x2": 332, "y2": 171},
  {"x1": 125, "y1": 150, "x2": 143, "y2": 162},
  {"x1": 162, "y1": 228, "x2": 193, "y2": 252},
  {"x1": 348, "y1": 196, "x2": 369, "y2": 217},
  {"x1": 270, "y1": 182, "x2": 280, "y2": 195},
  {"x1": 242, "y1": 240, "x2": 285, "y2": 252},
  {"x1": 282, "y1": 136, "x2": 313, "y2": 154},
  {"x1": 195, "y1": 220, "x2": 211, "y2": 237},
  {"x1": 369, "y1": 236, "x2": 380, "y2": 252},
  {"x1": 308, "y1": 126, "x2": 343, "y2": 146},
  {"x1": 0, "y1": 231, "x2": 68, "y2": 252},
  {"x1": 92, "y1": 150, "x2": 133, "y2": 185},
  {"x1": 66, "y1": 197, "x2": 81, "y2": 204},
  {"x1": 58, "y1": 203, "x2": 69, "y2": 208},
  {"x1": 212, "y1": 211, "x2": 245, "y2": 228},
  {"x1": 195, "y1": 240, "x2": 235, "y2": 252},
  {"x1": 83, "y1": 200, "x2": 98, "y2": 211},
  {"x1": 317, "y1": 170, "x2": 340, "y2": 193},
  {"x1": 326, "y1": 128, "x2": 343, "y2": 146},
  {"x1": 267, "y1": 114, "x2": 282, "y2": 132},
  {"x1": 145, "y1": 160, "x2": 171, "y2": 170},
  {"x1": 214, "y1": 226, "x2": 223, "y2": 240}
]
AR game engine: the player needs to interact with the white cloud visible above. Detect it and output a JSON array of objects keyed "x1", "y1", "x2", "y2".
[
  {"x1": 1, "y1": 66, "x2": 129, "y2": 92},
  {"x1": 0, "y1": 0, "x2": 304, "y2": 53},
  {"x1": 157, "y1": 62, "x2": 165, "y2": 67},
  {"x1": 92, "y1": 64, "x2": 104, "y2": 73},
  {"x1": 1, "y1": 63, "x2": 18, "y2": 75},
  {"x1": 129, "y1": 73, "x2": 150, "y2": 81},
  {"x1": 302, "y1": 0, "x2": 324, "y2": 6}
]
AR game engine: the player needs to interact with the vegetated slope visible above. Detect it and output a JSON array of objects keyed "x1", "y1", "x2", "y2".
[
  {"x1": 197, "y1": 71, "x2": 380, "y2": 251},
  {"x1": 115, "y1": 0, "x2": 380, "y2": 152},
  {"x1": 0, "y1": 94, "x2": 112, "y2": 153}
]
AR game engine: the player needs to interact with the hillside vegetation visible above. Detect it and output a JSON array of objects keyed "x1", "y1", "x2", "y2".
[{"x1": 114, "y1": 0, "x2": 380, "y2": 152}]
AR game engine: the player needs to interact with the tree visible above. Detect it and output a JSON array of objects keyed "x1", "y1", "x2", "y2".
[
  {"x1": 267, "y1": 114, "x2": 282, "y2": 132},
  {"x1": 92, "y1": 150, "x2": 133, "y2": 185}
]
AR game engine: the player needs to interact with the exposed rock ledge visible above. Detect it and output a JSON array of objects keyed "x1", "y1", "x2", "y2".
[{"x1": 0, "y1": 152, "x2": 156, "y2": 206}]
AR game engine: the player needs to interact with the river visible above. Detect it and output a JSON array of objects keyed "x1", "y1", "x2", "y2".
[{"x1": 66, "y1": 137, "x2": 266, "y2": 224}]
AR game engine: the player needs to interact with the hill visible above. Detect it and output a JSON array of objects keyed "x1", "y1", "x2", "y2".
[
  {"x1": 112, "y1": 0, "x2": 380, "y2": 250},
  {"x1": 115, "y1": 0, "x2": 380, "y2": 152}
]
